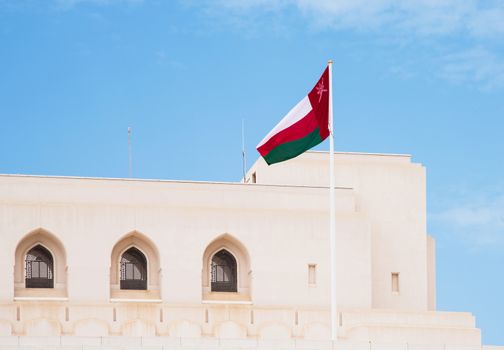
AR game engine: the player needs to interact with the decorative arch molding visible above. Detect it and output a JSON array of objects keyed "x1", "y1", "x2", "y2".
[
  {"x1": 303, "y1": 322, "x2": 330, "y2": 340},
  {"x1": 258, "y1": 322, "x2": 292, "y2": 340},
  {"x1": 168, "y1": 320, "x2": 202, "y2": 338},
  {"x1": 14, "y1": 228, "x2": 67, "y2": 298},
  {"x1": 110, "y1": 231, "x2": 161, "y2": 300},
  {"x1": 121, "y1": 319, "x2": 156, "y2": 336},
  {"x1": 73, "y1": 318, "x2": 109, "y2": 337},
  {"x1": 25, "y1": 318, "x2": 61, "y2": 336},
  {"x1": 214, "y1": 320, "x2": 247, "y2": 339},
  {"x1": 202, "y1": 233, "x2": 251, "y2": 301}
]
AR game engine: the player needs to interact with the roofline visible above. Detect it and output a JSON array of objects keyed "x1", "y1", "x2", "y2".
[
  {"x1": 246, "y1": 150, "x2": 415, "y2": 177},
  {"x1": 305, "y1": 150, "x2": 412, "y2": 157},
  {"x1": 0, "y1": 150, "x2": 411, "y2": 189},
  {"x1": 0, "y1": 173, "x2": 353, "y2": 191}
]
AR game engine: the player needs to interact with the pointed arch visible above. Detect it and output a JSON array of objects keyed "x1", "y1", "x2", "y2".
[
  {"x1": 210, "y1": 249, "x2": 237, "y2": 292},
  {"x1": 110, "y1": 231, "x2": 160, "y2": 299},
  {"x1": 14, "y1": 228, "x2": 67, "y2": 297},
  {"x1": 25, "y1": 245, "x2": 54, "y2": 288},
  {"x1": 120, "y1": 247, "x2": 147, "y2": 290},
  {"x1": 202, "y1": 233, "x2": 251, "y2": 300}
]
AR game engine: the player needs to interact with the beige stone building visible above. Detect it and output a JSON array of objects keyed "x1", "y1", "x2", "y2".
[{"x1": 0, "y1": 151, "x2": 499, "y2": 349}]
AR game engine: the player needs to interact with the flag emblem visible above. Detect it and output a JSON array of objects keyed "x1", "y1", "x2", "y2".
[{"x1": 257, "y1": 67, "x2": 330, "y2": 165}]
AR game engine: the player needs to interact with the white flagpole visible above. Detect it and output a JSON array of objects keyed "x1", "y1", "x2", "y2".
[
  {"x1": 328, "y1": 59, "x2": 337, "y2": 343},
  {"x1": 242, "y1": 119, "x2": 247, "y2": 182}
]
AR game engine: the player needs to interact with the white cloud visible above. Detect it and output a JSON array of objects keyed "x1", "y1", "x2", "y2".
[
  {"x1": 202, "y1": 0, "x2": 288, "y2": 12},
  {"x1": 432, "y1": 192, "x2": 504, "y2": 247},
  {"x1": 468, "y1": 4, "x2": 504, "y2": 37},
  {"x1": 55, "y1": 0, "x2": 143, "y2": 9},
  {"x1": 194, "y1": 0, "x2": 504, "y2": 38},
  {"x1": 189, "y1": 0, "x2": 504, "y2": 89},
  {"x1": 439, "y1": 47, "x2": 504, "y2": 90}
]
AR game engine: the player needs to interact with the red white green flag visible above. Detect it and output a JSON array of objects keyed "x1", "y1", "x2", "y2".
[{"x1": 257, "y1": 67, "x2": 330, "y2": 165}]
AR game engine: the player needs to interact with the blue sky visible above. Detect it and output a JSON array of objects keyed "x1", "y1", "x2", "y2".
[{"x1": 1, "y1": 0, "x2": 503, "y2": 345}]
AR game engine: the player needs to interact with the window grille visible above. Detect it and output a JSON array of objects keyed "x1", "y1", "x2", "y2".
[
  {"x1": 120, "y1": 247, "x2": 147, "y2": 290},
  {"x1": 25, "y1": 245, "x2": 54, "y2": 288},
  {"x1": 211, "y1": 249, "x2": 237, "y2": 292}
]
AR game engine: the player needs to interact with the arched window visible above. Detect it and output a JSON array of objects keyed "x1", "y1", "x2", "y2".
[
  {"x1": 211, "y1": 249, "x2": 237, "y2": 292},
  {"x1": 25, "y1": 245, "x2": 54, "y2": 288},
  {"x1": 120, "y1": 247, "x2": 147, "y2": 290},
  {"x1": 110, "y1": 231, "x2": 161, "y2": 299}
]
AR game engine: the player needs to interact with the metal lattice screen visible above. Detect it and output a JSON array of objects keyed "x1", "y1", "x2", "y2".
[
  {"x1": 25, "y1": 245, "x2": 54, "y2": 288},
  {"x1": 211, "y1": 250, "x2": 237, "y2": 292},
  {"x1": 120, "y1": 247, "x2": 147, "y2": 290}
]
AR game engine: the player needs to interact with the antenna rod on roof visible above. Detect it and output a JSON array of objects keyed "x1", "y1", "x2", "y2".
[
  {"x1": 242, "y1": 119, "x2": 247, "y2": 183},
  {"x1": 128, "y1": 127, "x2": 133, "y2": 178}
]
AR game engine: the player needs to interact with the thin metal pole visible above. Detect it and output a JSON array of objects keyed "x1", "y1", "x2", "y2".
[
  {"x1": 128, "y1": 127, "x2": 132, "y2": 178},
  {"x1": 242, "y1": 119, "x2": 247, "y2": 182},
  {"x1": 328, "y1": 59, "x2": 337, "y2": 342}
]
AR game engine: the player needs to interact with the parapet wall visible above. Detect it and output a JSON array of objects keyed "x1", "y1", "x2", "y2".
[{"x1": 0, "y1": 302, "x2": 480, "y2": 347}]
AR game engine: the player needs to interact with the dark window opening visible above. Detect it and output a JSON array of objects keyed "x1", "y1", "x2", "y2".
[
  {"x1": 120, "y1": 247, "x2": 147, "y2": 290},
  {"x1": 211, "y1": 249, "x2": 237, "y2": 292},
  {"x1": 25, "y1": 245, "x2": 54, "y2": 288}
]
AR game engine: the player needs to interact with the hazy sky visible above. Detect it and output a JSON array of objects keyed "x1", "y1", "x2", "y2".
[{"x1": 1, "y1": 0, "x2": 503, "y2": 345}]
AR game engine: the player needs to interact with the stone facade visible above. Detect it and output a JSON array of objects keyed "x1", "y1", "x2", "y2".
[{"x1": 0, "y1": 151, "x2": 490, "y2": 347}]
